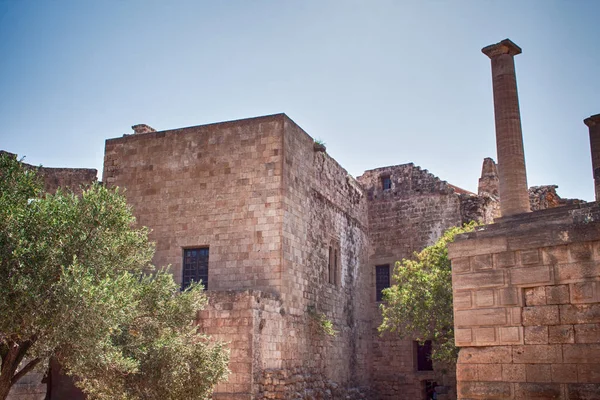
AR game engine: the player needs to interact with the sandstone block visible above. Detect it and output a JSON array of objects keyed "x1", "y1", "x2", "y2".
[
  {"x1": 474, "y1": 327, "x2": 496, "y2": 343},
  {"x1": 563, "y1": 344, "x2": 600, "y2": 363},
  {"x1": 456, "y1": 328, "x2": 473, "y2": 345},
  {"x1": 498, "y1": 287, "x2": 520, "y2": 306},
  {"x1": 514, "y1": 383, "x2": 561, "y2": 399},
  {"x1": 455, "y1": 308, "x2": 507, "y2": 327},
  {"x1": 455, "y1": 291, "x2": 473, "y2": 310},
  {"x1": 502, "y1": 363, "x2": 526, "y2": 382},
  {"x1": 458, "y1": 381, "x2": 512, "y2": 399},
  {"x1": 577, "y1": 364, "x2": 600, "y2": 383},
  {"x1": 520, "y1": 249, "x2": 540, "y2": 265},
  {"x1": 570, "y1": 281, "x2": 599, "y2": 304},
  {"x1": 495, "y1": 251, "x2": 516, "y2": 268},
  {"x1": 569, "y1": 242, "x2": 593, "y2": 262},
  {"x1": 472, "y1": 254, "x2": 493, "y2": 270},
  {"x1": 556, "y1": 261, "x2": 600, "y2": 283},
  {"x1": 546, "y1": 284, "x2": 570, "y2": 305},
  {"x1": 567, "y1": 383, "x2": 600, "y2": 399},
  {"x1": 454, "y1": 270, "x2": 505, "y2": 290},
  {"x1": 560, "y1": 304, "x2": 600, "y2": 324},
  {"x1": 453, "y1": 257, "x2": 472, "y2": 274},
  {"x1": 525, "y1": 364, "x2": 552, "y2": 383},
  {"x1": 548, "y1": 325, "x2": 575, "y2": 344},
  {"x1": 551, "y1": 364, "x2": 578, "y2": 383},
  {"x1": 456, "y1": 364, "x2": 478, "y2": 381},
  {"x1": 499, "y1": 326, "x2": 523, "y2": 344},
  {"x1": 524, "y1": 326, "x2": 549, "y2": 344},
  {"x1": 458, "y1": 346, "x2": 512, "y2": 364},
  {"x1": 477, "y1": 363, "x2": 503, "y2": 381},
  {"x1": 512, "y1": 345, "x2": 562, "y2": 364},
  {"x1": 542, "y1": 245, "x2": 569, "y2": 265},
  {"x1": 449, "y1": 237, "x2": 508, "y2": 258},
  {"x1": 522, "y1": 305, "x2": 559, "y2": 326},
  {"x1": 510, "y1": 266, "x2": 551, "y2": 286},
  {"x1": 475, "y1": 289, "x2": 495, "y2": 307},
  {"x1": 524, "y1": 286, "x2": 547, "y2": 306},
  {"x1": 574, "y1": 323, "x2": 600, "y2": 343}
]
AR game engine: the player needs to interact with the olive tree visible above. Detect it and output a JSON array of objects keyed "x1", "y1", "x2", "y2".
[
  {"x1": 0, "y1": 154, "x2": 228, "y2": 400},
  {"x1": 378, "y1": 223, "x2": 478, "y2": 364}
]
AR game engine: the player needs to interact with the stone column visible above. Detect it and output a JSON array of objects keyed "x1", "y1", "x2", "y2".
[
  {"x1": 482, "y1": 39, "x2": 531, "y2": 217},
  {"x1": 584, "y1": 114, "x2": 600, "y2": 201}
]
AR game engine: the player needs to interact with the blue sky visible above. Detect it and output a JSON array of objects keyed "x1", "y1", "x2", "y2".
[{"x1": 1, "y1": 1, "x2": 598, "y2": 201}]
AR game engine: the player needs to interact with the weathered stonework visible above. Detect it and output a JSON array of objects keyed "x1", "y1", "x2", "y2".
[{"x1": 449, "y1": 204, "x2": 600, "y2": 399}]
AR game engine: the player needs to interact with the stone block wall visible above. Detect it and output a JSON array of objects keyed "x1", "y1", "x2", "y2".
[
  {"x1": 357, "y1": 164, "x2": 494, "y2": 399},
  {"x1": 278, "y1": 118, "x2": 371, "y2": 391},
  {"x1": 103, "y1": 114, "x2": 372, "y2": 398},
  {"x1": 449, "y1": 204, "x2": 600, "y2": 399},
  {"x1": 0, "y1": 150, "x2": 97, "y2": 195},
  {"x1": 103, "y1": 115, "x2": 285, "y2": 291}
]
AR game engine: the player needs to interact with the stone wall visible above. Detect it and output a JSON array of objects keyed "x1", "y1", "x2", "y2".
[
  {"x1": 103, "y1": 114, "x2": 372, "y2": 398},
  {"x1": 357, "y1": 164, "x2": 494, "y2": 400},
  {"x1": 103, "y1": 115, "x2": 285, "y2": 291},
  {"x1": 1, "y1": 150, "x2": 97, "y2": 195},
  {"x1": 449, "y1": 203, "x2": 600, "y2": 399},
  {"x1": 269, "y1": 117, "x2": 371, "y2": 394}
]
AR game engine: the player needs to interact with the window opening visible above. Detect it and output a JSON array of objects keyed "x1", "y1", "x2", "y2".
[
  {"x1": 382, "y1": 176, "x2": 392, "y2": 190},
  {"x1": 415, "y1": 340, "x2": 434, "y2": 371},
  {"x1": 375, "y1": 264, "x2": 390, "y2": 301},
  {"x1": 328, "y1": 242, "x2": 340, "y2": 285},
  {"x1": 182, "y1": 248, "x2": 209, "y2": 290}
]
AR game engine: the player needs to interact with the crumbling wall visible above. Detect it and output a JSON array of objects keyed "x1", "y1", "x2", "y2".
[
  {"x1": 529, "y1": 185, "x2": 583, "y2": 211},
  {"x1": 357, "y1": 164, "x2": 485, "y2": 400},
  {"x1": 449, "y1": 203, "x2": 600, "y2": 399},
  {"x1": 0, "y1": 150, "x2": 97, "y2": 195}
]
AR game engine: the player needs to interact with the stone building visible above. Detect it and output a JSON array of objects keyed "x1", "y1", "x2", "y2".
[
  {"x1": 448, "y1": 39, "x2": 600, "y2": 400},
  {"x1": 4, "y1": 38, "x2": 589, "y2": 400},
  {"x1": 101, "y1": 114, "x2": 487, "y2": 399}
]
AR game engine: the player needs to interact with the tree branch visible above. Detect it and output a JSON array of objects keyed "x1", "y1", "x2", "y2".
[{"x1": 11, "y1": 358, "x2": 41, "y2": 385}]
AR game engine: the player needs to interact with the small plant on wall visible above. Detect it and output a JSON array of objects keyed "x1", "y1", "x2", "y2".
[
  {"x1": 313, "y1": 139, "x2": 327, "y2": 152},
  {"x1": 307, "y1": 305, "x2": 337, "y2": 337}
]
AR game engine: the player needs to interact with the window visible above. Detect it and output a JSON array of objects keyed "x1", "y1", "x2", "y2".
[
  {"x1": 415, "y1": 340, "x2": 433, "y2": 371},
  {"x1": 182, "y1": 248, "x2": 209, "y2": 290},
  {"x1": 328, "y1": 242, "x2": 340, "y2": 285},
  {"x1": 382, "y1": 176, "x2": 392, "y2": 190},
  {"x1": 375, "y1": 264, "x2": 390, "y2": 301}
]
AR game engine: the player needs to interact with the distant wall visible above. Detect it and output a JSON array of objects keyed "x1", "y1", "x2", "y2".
[{"x1": 357, "y1": 164, "x2": 497, "y2": 399}]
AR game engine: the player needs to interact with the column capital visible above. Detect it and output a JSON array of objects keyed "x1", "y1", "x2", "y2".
[
  {"x1": 584, "y1": 114, "x2": 600, "y2": 128},
  {"x1": 482, "y1": 39, "x2": 522, "y2": 58}
]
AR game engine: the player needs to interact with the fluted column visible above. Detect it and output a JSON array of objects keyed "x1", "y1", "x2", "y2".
[
  {"x1": 584, "y1": 114, "x2": 600, "y2": 201},
  {"x1": 482, "y1": 39, "x2": 531, "y2": 217}
]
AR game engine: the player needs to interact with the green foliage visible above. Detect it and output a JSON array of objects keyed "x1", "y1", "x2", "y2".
[
  {"x1": 0, "y1": 154, "x2": 228, "y2": 400},
  {"x1": 378, "y1": 222, "x2": 479, "y2": 365},
  {"x1": 307, "y1": 306, "x2": 337, "y2": 337}
]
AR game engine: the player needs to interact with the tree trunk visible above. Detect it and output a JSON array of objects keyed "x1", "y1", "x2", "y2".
[{"x1": 0, "y1": 339, "x2": 36, "y2": 400}]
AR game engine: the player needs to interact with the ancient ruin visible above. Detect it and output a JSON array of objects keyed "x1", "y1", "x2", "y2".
[
  {"x1": 5, "y1": 38, "x2": 595, "y2": 400},
  {"x1": 448, "y1": 39, "x2": 600, "y2": 399}
]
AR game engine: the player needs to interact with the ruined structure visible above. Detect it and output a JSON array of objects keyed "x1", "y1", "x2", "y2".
[
  {"x1": 4, "y1": 39, "x2": 590, "y2": 400},
  {"x1": 101, "y1": 114, "x2": 499, "y2": 400},
  {"x1": 449, "y1": 39, "x2": 599, "y2": 399}
]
